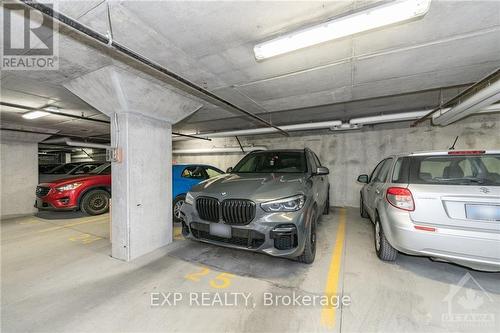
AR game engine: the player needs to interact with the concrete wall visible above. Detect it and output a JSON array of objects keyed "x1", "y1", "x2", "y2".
[
  {"x1": 1, "y1": 141, "x2": 38, "y2": 219},
  {"x1": 173, "y1": 114, "x2": 500, "y2": 207}
]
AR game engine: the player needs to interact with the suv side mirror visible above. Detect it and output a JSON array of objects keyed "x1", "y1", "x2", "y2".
[
  {"x1": 226, "y1": 167, "x2": 233, "y2": 173},
  {"x1": 357, "y1": 174, "x2": 369, "y2": 183},
  {"x1": 315, "y1": 166, "x2": 329, "y2": 175}
]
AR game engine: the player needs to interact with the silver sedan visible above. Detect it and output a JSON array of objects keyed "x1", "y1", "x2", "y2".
[{"x1": 357, "y1": 150, "x2": 500, "y2": 272}]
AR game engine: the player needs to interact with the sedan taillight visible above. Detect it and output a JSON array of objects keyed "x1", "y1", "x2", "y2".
[{"x1": 386, "y1": 187, "x2": 415, "y2": 211}]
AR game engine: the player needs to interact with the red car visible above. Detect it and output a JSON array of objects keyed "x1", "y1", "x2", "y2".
[{"x1": 35, "y1": 163, "x2": 111, "y2": 215}]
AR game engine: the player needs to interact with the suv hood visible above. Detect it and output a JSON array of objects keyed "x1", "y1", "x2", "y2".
[
  {"x1": 191, "y1": 173, "x2": 308, "y2": 203},
  {"x1": 39, "y1": 174, "x2": 107, "y2": 186}
]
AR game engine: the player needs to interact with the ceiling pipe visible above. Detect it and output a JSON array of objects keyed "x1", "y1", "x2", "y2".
[
  {"x1": 43, "y1": 137, "x2": 111, "y2": 149},
  {"x1": 66, "y1": 140, "x2": 110, "y2": 149},
  {"x1": 480, "y1": 103, "x2": 500, "y2": 113},
  {"x1": 173, "y1": 146, "x2": 267, "y2": 154},
  {"x1": 413, "y1": 68, "x2": 500, "y2": 126},
  {"x1": 173, "y1": 119, "x2": 342, "y2": 140},
  {"x1": 174, "y1": 101, "x2": 500, "y2": 141},
  {"x1": 432, "y1": 79, "x2": 500, "y2": 126},
  {"x1": 331, "y1": 123, "x2": 362, "y2": 131},
  {"x1": 20, "y1": 1, "x2": 288, "y2": 137},
  {"x1": 350, "y1": 103, "x2": 500, "y2": 126}
]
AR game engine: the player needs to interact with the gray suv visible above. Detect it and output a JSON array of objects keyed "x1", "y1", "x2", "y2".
[
  {"x1": 358, "y1": 150, "x2": 500, "y2": 271},
  {"x1": 180, "y1": 149, "x2": 330, "y2": 264}
]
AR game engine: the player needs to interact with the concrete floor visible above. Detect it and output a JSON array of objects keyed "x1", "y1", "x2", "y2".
[{"x1": 1, "y1": 208, "x2": 499, "y2": 333}]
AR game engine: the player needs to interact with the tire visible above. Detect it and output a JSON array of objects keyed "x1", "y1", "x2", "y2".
[
  {"x1": 80, "y1": 189, "x2": 110, "y2": 216},
  {"x1": 173, "y1": 195, "x2": 186, "y2": 223},
  {"x1": 323, "y1": 190, "x2": 330, "y2": 215},
  {"x1": 374, "y1": 217, "x2": 397, "y2": 261},
  {"x1": 360, "y1": 194, "x2": 369, "y2": 218},
  {"x1": 298, "y1": 212, "x2": 317, "y2": 264}
]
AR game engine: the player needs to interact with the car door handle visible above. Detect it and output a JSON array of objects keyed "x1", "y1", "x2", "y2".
[{"x1": 375, "y1": 189, "x2": 381, "y2": 194}]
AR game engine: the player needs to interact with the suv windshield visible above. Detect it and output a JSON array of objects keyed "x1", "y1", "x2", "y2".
[
  {"x1": 232, "y1": 151, "x2": 307, "y2": 173},
  {"x1": 89, "y1": 163, "x2": 111, "y2": 175},
  {"x1": 406, "y1": 154, "x2": 500, "y2": 186},
  {"x1": 46, "y1": 163, "x2": 79, "y2": 174}
]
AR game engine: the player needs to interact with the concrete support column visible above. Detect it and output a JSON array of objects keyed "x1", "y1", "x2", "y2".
[
  {"x1": 111, "y1": 113, "x2": 172, "y2": 260},
  {"x1": 1, "y1": 125, "x2": 55, "y2": 219},
  {"x1": 65, "y1": 65, "x2": 202, "y2": 261}
]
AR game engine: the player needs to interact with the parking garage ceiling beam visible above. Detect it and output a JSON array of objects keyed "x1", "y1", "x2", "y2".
[
  {"x1": 20, "y1": 0, "x2": 289, "y2": 137},
  {"x1": 1, "y1": 102, "x2": 211, "y2": 141}
]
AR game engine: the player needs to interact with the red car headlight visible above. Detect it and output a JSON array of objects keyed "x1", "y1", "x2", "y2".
[{"x1": 55, "y1": 182, "x2": 83, "y2": 192}]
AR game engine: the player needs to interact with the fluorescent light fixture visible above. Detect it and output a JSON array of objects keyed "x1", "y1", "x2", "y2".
[
  {"x1": 254, "y1": 0, "x2": 432, "y2": 60},
  {"x1": 331, "y1": 123, "x2": 362, "y2": 131},
  {"x1": 44, "y1": 106, "x2": 60, "y2": 112},
  {"x1": 22, "y1": 111, "x2": 50, "y2": 119}
]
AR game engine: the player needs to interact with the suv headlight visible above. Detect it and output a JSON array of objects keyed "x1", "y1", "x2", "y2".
[
  {"x1": 261, "y1": 194, "x2": 305, "y2": 212},
  {"x1": 185, "y1": 192, "x2": 194, "y2": 205},
  {"x1": 55, "y1": 182, "x2": 83, "y2": 192}
]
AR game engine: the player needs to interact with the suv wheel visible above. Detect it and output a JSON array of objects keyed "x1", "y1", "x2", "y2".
[
  {"x1": 173, "y1": 195, "x2": 185, "y2": 223},
  {"x1": 360, "y1": 195, "x2": 369, "y2": 218},
  {"x1": 374, "y1": 217, "x2": 397, "y2": 261},
  {"x1": 298, "y1": 212, "x2": 317, "y2": 264},
  {"x1": 80, "y1": 189, "x2": 110, "y2": 216},
  {"x1": 323, "y1": 190, "x2": 330, "y2": 215}
]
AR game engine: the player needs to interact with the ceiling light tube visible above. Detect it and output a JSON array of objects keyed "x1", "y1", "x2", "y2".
[
  {"x1": 22, "y1": 111, "x2": 50, "y2": 119},
  {"x1": 254, "y1": 0, "x2": 432, "y2": 60},
  {"x1": 350, "y1": 110, "x2": 431, "y2": 125},
  {"x1": 44, "y1": 106, "x2": 61, "y2": 112},
  {"x1": 331, "y1": 123, "x2": 363, "y2": 131}
]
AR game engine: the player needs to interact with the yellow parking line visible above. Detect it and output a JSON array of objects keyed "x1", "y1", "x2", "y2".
[
  {"x1": 38, "y1": 217, "x2": 108, "y2": 233},
  {"x1": 321, "y1": 208, "x2": 346, "y2": 329},
  {"x1": 173, "y1": 226, "x2": 184, "y2": 240}
]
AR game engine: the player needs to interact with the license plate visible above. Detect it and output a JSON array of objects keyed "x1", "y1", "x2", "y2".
[
  {"x1": 209, "y1": 223, "x2": 231, "y2": 238},
  {"x1": 466, "y1": 204, "x2": 500, "y2": 221}
]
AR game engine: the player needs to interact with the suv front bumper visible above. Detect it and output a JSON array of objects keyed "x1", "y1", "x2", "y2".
[{"x1": 180, "y1": 202, "x2": 310, "y2": 259}]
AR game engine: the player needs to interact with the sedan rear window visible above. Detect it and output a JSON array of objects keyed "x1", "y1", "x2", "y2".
[
  {"x1": 408, "y1": 154, "x2": 500, "y2": 186},
  {"x1": 233, "y1": 152, "x2": 307, "y2": 173}
]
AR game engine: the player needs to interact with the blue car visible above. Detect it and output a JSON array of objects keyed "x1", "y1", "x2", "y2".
[{"x1": 173, "y1": 164, "x2": 224, "y2": 222}]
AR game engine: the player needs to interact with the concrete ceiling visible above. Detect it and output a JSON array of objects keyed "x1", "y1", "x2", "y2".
[{"x1": 1, "y1": 0, "x2": 499, "y2": 138}]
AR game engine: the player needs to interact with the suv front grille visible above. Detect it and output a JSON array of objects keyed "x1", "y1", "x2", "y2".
[
  {"x1": 196, "y1": 197, "x2": 256, "y2": 225},
  {"x1": 196, "y1": 197, "x2": 220, "y2": 222},
  {"x1": 190, "y1": 222, "x2": 265, "y2": 249},
  {"x1": 221, "y1": 199, "x2": 255, "y2": 225},
  {"x1": 36, "y1": 186, "x2": 50, "y2": 198}
]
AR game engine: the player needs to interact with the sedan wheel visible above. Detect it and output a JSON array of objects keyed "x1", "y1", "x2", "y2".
[
  {"x1": 374, "y1": 218, "x2": 398, "y2": 261},
  {"x1": 360, "y1": 195, "x2": 369, "y2": 218}
]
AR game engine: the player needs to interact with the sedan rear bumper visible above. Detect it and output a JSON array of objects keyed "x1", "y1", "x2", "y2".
[{"x1": 382, "y1": 207, "x2": 500, "y2": 272}]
